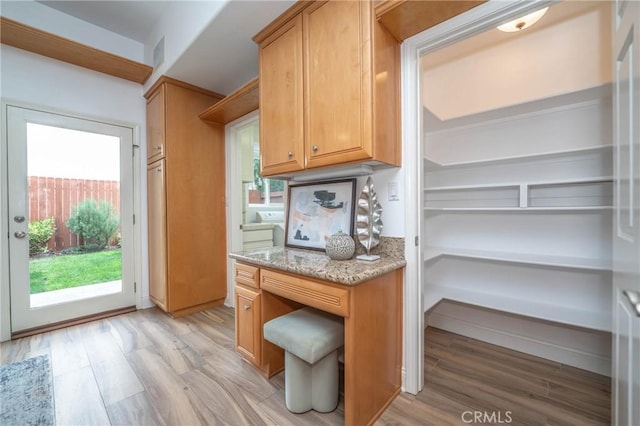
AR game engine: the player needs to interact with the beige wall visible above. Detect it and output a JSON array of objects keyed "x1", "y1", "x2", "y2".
[{"x1": 422, "y1": 1, "x2": 612, "y2": 121}]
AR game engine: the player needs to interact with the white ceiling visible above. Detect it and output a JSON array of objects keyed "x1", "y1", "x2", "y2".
[
  {"x1": 37, "y1": 0, "x2": 295, "y2": 94},
  {"x1": 38, "y1": 1, "x2": 170, "y2": 43}
]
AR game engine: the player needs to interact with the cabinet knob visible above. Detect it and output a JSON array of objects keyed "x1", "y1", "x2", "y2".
[
  {"x1": 156, "y1": 168, "x2": 162, "y2": 172},
  {"x1": 287, "y1": 151, "x2": 293, "y2": 158},
  {"x1": 155, "y1": 145, "x2": 162, "y2": 151},
  {"x1": 312, "y1": 145, "x2": 319, "y2": 152},
  {"x1": 243, "y1": 305, "x2": 251, "y2": 311}
]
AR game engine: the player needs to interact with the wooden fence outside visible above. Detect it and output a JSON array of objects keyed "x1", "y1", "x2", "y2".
[{"x1": 28, "y1": 176, "x2": 120, "y2": 251}]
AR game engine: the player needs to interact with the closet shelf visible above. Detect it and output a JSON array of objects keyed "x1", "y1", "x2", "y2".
[
  {"x1": 424, "y1": 206, "x2": 613, "y2": 212},
  {"x1": 423, "y1": 145, "x2": 613, "y2": 169},
  {"x1": 424, "y1": 177, "x2": 613, "y2": 211},
  {"x1": 423, "y1": 246, "x2": 613, "y2": 271},
  {"x1": 424, "y1": 176, "x2": 613, "y2": 192},
  {"x1": 424, "y1": 284, "x2": 611, "y2": 332}
]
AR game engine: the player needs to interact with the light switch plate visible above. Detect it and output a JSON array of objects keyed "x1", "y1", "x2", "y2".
[{"x1": 388, "y1": 181, "x2": 400, "y2": 201}]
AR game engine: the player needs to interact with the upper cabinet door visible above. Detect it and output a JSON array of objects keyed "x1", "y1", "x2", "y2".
[
  {"x1": 259, "y1": 15, "x2": 305, "y2": 176},
  {"x1": 303, "y1": 0, "x2": 373, "y2": 169},
  {"x1": 146, "y1": 84, "x2": 165, "y2": 164},
  {"x1": 255, "y1": 0, "x2": 400, "y2": 177}
]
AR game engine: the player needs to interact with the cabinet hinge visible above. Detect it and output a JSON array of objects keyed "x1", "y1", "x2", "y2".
[
  {"x1": 133, "y1": 214, "x2": 136, "y2": 225},
  {"x1": 134, "y1": 282, "x2": 137, "y2": 293},
  {"x1": 415, "y1": 236, "x2": 419, "y2": 247}
]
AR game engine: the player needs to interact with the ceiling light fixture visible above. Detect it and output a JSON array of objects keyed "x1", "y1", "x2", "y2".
[{"x1": 497, "y1": 7, "x2": 549, "y2": 32}]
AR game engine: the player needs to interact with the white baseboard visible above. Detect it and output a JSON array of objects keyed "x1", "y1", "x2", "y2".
[
  {"x1": 140, "y1": 296, "x2": 155, "y2": 310},
  {"x1": 427, "y1": 301, "x2": 611, "y2": 376}
]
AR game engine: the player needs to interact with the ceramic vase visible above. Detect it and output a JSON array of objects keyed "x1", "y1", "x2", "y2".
[{"x1": 325, "y1": 231, "x2": 355, "y2": 260}]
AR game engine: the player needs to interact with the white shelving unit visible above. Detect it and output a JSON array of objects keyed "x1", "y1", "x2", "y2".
[
  {"x1": 423, "y1": 246, "x2": 612, "y2": 271},
  {"x1": 422, "y1": 88, "x2": 614, "y2": 335}
]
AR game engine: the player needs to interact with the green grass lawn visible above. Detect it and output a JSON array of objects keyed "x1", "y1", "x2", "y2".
[{"x1": 29, "y1": 249, "x2": 122, "y2": 294}]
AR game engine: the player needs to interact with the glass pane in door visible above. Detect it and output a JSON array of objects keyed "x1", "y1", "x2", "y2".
[{"x1": 26, "y1": 123, "x2": 122, "y2": 308}]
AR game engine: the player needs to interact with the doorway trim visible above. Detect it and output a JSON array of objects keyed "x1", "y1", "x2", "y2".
[
  {"x1": 0, "y1": 99, "x2": 143, "y2": 341},
  {"x1": 401, "y1": 0, "x2": 555, "y2": 394},
  {"x1": 225, "y1": 109, "x2": 259, "y2": 307}
]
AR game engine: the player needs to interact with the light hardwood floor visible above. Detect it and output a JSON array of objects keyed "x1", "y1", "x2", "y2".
[{"x1": 0, "y1": 306, "x2": 610, "y2": 425}]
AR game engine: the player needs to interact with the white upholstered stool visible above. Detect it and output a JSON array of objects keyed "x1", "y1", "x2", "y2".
[{"x1": 263, "y1": 307, "x2": 344, "y2": 413}]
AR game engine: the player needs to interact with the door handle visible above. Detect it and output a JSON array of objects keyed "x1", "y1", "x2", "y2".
[
  {"x1": 623, "y1": 290, "x2": 640, "y2": 317},
  {"x1": 13, "y1": 216, "x2": 25, "y2": 223},
  {"x1": 14, "y1": 231, "x2": 27, "y2": 239}
]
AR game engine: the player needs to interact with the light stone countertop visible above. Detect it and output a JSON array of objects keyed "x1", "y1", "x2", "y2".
[{"x1": 229, "y1": 237, "x2": 406, "y2": 286}]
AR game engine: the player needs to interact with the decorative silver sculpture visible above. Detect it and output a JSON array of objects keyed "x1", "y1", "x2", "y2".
[{"x1": 355, "y1": 176, "x2": 382, "y2": 261}]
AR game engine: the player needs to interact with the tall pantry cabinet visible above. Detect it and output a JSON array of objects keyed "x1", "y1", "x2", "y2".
[{"x1": 145, "y1": 77, "x2": 227, "y2": 317}]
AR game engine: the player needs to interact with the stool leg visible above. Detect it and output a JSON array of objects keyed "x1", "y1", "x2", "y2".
[
  {"x1": 284, "y1": 351, "x2": 312, "y2": 413},
  {"x1": 311, "y1": 350, "x2": 339, "y2": 413}
]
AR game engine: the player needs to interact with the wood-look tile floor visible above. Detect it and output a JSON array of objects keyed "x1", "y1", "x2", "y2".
[
  {"x1": 378, "y1": 327, "x2": 611, "y2": 426},
  {"x1": 0, "y1": 306, "x2": 610, "y2": 425}
]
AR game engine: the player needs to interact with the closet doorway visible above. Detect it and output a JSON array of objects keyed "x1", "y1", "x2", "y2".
[
  {"x1": 408, "y1": 0, "x2": 638, "y2": 423},
  {"x1": 421, "y1": 0, "x2": 613, "y2": 374}
]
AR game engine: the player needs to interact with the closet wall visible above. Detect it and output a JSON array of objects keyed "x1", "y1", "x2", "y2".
[{"x1": 421, "y1": 2, "x2": 613, "y2": 376}]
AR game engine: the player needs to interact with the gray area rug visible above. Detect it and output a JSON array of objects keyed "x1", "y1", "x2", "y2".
[{"x1": 0, "y1": 354, "x2": 55, "y2": 426}]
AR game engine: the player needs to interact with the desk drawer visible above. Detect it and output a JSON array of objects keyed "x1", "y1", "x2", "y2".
[
  {"x1": 261, "y1": 270, "x2": 349, "y2": 317},
  {"x1": 235, "y1": 263, "x2": 260, "y2": 289}
]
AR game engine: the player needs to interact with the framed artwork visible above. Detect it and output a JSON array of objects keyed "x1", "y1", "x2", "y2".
[{"x1": 285, "y1": 179, "x2": 356, "y2": 250}]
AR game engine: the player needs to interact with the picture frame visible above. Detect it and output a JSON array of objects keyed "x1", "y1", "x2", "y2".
[{"x1": 285, "y1": 178, "x2": 356, "y2": 251}]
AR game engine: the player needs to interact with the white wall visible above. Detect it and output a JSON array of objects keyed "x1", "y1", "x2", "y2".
[
  {"x1": 358, "y1": 168, "x2": 405, "y2": 238},
  {"x1": 0, "y1": 45, "x2": 150, "y2": 341},
  {"x1": 142, "y1": 1, "x2": 227, "y2": 93}
]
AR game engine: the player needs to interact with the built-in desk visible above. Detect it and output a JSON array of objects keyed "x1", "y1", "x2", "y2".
[{"x1": 230, "y1": 243, "x2": 405, "y2": 426}]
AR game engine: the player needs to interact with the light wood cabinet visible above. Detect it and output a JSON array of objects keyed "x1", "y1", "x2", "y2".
[
  {"x1": 233, "y1": 260, "x2": 403, "y2": 425},
  {"x1": 145, "y1": 77, "x2": 227, "y2": 317},
  {"x1": 374, "y1": 0, "x2": 485, "y2": 41},
  {"x1": 255, "y1": 0, "x2": 400, "y2": 177},
  {"x1": 146, "y1": 84, "x2": 165, "y2": 163},
  {"x1": 233, "y1": 262, "x2": 299, "y2": 375},
  {"x1": 258, "y1": 15, "x2": 304, "y2": 176},
  {"x1": 146, "y1": 160, "x2": 167, "y2": 311},
  {"x1": 235, "y1": 284, "x2": 262, "y2": 366}
]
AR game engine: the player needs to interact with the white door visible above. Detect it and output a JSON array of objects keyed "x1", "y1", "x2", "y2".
[
  {"x1": 7, "y1": 105, "x2": 136, "y2": 335},
  {"x1": 612, "y1": 0, "x2": 640, "y2": 424}
]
